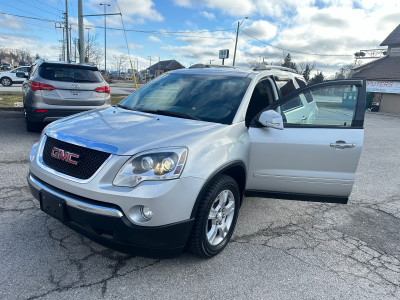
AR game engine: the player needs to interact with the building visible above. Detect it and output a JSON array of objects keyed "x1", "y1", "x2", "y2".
[
  {"x1": 351, "y1": 24, "x2": 400, "y2": 114},
  {"x1": 147, "y1": 60, "x2": 185, "y2": 77}
]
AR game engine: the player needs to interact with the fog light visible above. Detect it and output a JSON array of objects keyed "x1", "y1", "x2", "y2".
[{"x1": 141, "y1": 206, "x2": 153, "y2": 220}]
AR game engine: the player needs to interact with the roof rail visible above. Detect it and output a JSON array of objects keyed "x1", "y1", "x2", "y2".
[
  {"x1": 253, "y1": 65, "x2": 298, "y2": 74},
  {"x1": 189, "y1": 64, "x2": 235, "y2": 69}
]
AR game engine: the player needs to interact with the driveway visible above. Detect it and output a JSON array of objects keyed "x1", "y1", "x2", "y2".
[{"x1": 0, "y1": 112, "x2": 399, "y2": 299}]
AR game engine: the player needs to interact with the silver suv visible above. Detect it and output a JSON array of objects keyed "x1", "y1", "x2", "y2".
[
  {"x1": 19, "y1": 60, "x2": 111, "y2": 132},
  {"x1": 27, "y1": 66, "x2": 366, "y2": 258}
]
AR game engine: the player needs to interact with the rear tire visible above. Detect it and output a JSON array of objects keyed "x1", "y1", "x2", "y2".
[
  {"x1": 1, "y1": 77, "x2": 12, "y2": 86},
  {"x1": 188, "y1": 174, "x2": 240, "y2": 258}
]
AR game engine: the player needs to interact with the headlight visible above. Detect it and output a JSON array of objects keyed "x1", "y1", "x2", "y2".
[{"x1": 113, "y1": 147, "x2": 188, "y2": 187}]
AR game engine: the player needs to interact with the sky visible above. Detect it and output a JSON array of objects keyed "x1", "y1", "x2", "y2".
[{"x1": 0, "y1": 0, "x2": 399, "y2": 76}]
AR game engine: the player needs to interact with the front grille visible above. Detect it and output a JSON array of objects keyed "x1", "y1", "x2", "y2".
[{"x1": 42, "y1": 136, "x2": 111, "y2": 180}]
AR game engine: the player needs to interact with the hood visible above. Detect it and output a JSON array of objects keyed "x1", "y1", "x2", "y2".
[{"x1": 45, "y1": 107, "x2": 223, "y2": 155}]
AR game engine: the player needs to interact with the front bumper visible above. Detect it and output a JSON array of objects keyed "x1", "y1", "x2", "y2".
[{"x1": 28, "y1": 173, "x2": 194, "y2": 258}]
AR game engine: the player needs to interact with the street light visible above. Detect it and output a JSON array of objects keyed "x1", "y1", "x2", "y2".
[
  {"x1": 232, "y1": 17, "x2": 248, "y2": 66},
  {"x1": 135, "y1": 58, "x2": 138, "y2": 71},
  {"x1": 99, "y1": 3, "x2": 110, "y2": 71}
]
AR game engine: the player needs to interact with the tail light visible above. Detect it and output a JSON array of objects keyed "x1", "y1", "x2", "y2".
[
  {"x1": 95, "y1": 86, "x2": 110, "y2": 94},
  {"x1": 29, "y1": 81, "x2": 55, "y2": 91}
]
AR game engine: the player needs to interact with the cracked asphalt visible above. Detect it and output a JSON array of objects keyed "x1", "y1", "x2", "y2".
[{"x1": 0, "y1": 111, "x2": 399, "y2": 299}]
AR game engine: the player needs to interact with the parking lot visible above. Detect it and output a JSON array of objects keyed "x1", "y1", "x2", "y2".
[{"x1": 0, "y1": 111, "x2": 399, "y2": 299}]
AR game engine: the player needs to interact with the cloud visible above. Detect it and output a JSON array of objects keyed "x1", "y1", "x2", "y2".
[
  {"x1": 0, "y1": 15, "x2": 22, "y2": 30},
  {"x1": 241, "y1": 20, "x2": 277, "y2": 41},
  {"x1": 87, "y1": 0, "x2": 164, "y2": 24},
  {"x1": 200, "y1": 11, "x2": 215, "y2": 20},
  {"x1": 148, "y1": 36, "x2": 162, "y2": 43}
]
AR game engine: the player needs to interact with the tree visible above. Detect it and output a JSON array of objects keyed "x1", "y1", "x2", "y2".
[
  {"x1": 334, "y1": 63, "x2": 357, "y2": 79},
  {"x1": 298, "y1": 61, "x2": 315, "y2": 81},
  {"x1": 112, "y1": 54, "x2": 128, "y2": 76},
  {"x1": 281, "y1": 53, "x2": 297, "y2": 72},
  {"x1": 84, "y1": 33, "x2": 103, "y2": 68},
  {"x1": 310, "y1": 71, "x2": 325, "y2": 84},
  {"x1": 35, "y1": 53, "x2": 40, "y2": 60}
]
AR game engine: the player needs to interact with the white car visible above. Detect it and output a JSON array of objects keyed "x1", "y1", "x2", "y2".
[
  {"x1": 27, "y1": 66, "x2": 366, "y2": 258},
  {"x1": 1, "y1": 66, "x2": 30, "y2": 86}
]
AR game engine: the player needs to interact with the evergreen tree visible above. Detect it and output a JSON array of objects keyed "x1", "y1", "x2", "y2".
[
  {"x1": 302, "y1": 64, "x2": 310, "y2": 81},
  {"x1": 282, "y1": 53, "x2": 297, "y2": 71},
  {"x1": 310, "y1": 71, "x2": 325, "y2": 83}
]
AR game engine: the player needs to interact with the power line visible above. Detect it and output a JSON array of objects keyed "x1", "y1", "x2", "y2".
[
  {"x1": 33, "y1": 0, "x2": 60, "y2": 11},
  {"x1": 14, "y1": 0, "x2": 60, "y2": 16},
  {"x1": 0, "y1": 1, "x2": 55, "y2": 21},
  {"x1": 0, "y1": 16, "x2": 54, "y2": 29},
  {"x1": 0, "y1": 11, "x2": 58, "y2": 23},
  {"x1": 241, "y1": 30, "x2": 353, "y2": 57}
]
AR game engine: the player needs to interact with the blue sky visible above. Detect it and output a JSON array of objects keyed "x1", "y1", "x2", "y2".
[{"x1": 0, "y1": 0, "x2": 399, "y2": 76}]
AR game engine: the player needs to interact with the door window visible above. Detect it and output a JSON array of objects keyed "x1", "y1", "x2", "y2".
[
  {"x1": 278, "y1": 84, "x2": 359, "y2": 127},
  {"x1": 245, "y1": 79, "x2": 274, "y2": 126}
]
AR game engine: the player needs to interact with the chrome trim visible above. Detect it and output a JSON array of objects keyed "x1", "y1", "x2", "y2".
[
  {"x1": 37, "y1": 135, "x2": 114, "y2": 184},
  {"x1": 28, "y1": 174, "x2": 123, "y2": 218},
  {"x1": 45, "y1": 130, "x2": 119, "y2": 154}
]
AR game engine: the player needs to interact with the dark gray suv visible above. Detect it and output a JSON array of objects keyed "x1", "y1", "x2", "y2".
[{"x1": 19, "y1": 60, "x2": 111, "y2": 132}]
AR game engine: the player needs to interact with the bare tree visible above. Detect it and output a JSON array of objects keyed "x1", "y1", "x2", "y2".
[
  {"x1": 112, "y1": 54, "x2": 128, "y2": 76},
  {"x1": 84, "y1": 33, "x2": 103, "y2": 68}
]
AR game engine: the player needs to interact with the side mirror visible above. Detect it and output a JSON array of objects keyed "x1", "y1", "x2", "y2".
[
  {"x1": 257, "y1": 110, "x2": 284, "y2": 130},
  {"x1": 16, "y1": 72, "x2": 28, "y2": 79}
]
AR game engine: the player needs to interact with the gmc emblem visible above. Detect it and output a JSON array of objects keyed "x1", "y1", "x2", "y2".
[{"x1": 50, "y1": 147, "x2": 80, "y2": 165}]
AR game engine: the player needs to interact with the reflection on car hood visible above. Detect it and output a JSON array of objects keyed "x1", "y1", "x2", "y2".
[{"x1": 45, "y1": 106, "x2": 223, "y2": 155}]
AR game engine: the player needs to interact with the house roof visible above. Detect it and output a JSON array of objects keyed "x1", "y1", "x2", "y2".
[
  {"x1": 148, "y1": 60, "x2": 185, "y2": 71},
  {"x1": 351, "y1": 56, "x2": 400, "y2": 80},
  {"x1": 380, "y1": 24, "x2": 400, "y2": 46}
]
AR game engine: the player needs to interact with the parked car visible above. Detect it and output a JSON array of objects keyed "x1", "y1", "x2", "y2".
[
  {"x1": 0, "y1": 62, "x2": 11, "y2": 70},
  {"x1": 27, "y1": 66, "x2": 366, "y2": 258},
  {"x1": 0, "y1": 66, "x2": 30, "y2": 86},
  {"x1": 18, "y1": 60, "x2": 111, "y2": 131}
]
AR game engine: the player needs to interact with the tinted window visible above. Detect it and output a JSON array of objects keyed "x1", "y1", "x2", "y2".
[
  {"x1": 120, "y1": 73, "x2": 251, "y2": 124},
  {"x1": 276, "y1": 79, "x2": 297, "y2": 98},
  {"x1": 39, "y1": 64, "x2": 103, "y2": 83}
]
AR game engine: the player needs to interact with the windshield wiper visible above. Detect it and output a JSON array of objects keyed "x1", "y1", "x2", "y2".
[{"x1": 139, "y1": 109, "x2": 200, "y2": 120}]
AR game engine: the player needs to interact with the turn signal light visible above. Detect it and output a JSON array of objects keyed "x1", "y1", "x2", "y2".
[
  {"x1": 95, "y1": 86, "x2": 110, "y2": 94},
  {"x1": 29, "y1": 81, "x2": 55, "y2": 91}
]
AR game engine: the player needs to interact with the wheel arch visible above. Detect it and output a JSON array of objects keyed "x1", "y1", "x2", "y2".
[{"x1": 190, "y1": 160, "x2": 246, "y2": 219}]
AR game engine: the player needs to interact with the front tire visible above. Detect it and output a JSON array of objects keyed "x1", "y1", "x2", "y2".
[
  {"x1": 1, "y1": 77, "x2": 12, "y2": 86},
  {"x1": 188, "y1": 175, "x2": 240, "y2": 258}
]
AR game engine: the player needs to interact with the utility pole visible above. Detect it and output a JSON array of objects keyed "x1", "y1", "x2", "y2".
[
  {"x1": 65, "y1": 0, "x2": 70, "y2": 62},
  {"x1": 62, "y1": 27, "x2": 65, "y2": 61},
  {"x1": 233, "y1": 17, "x2": 248, "y2": 66},
  {"x1": 78, "y1": 0, "x2": 85, "y2": 63},
  {"x1": 99, "y1": 3, "x2": 110, "y2": 72},
  {"x1": 73, "y1": 38, "x2": 77, "y2": 62},
  {"x1": 85, "y1": 27, "x2": 91, "y2": 62}
]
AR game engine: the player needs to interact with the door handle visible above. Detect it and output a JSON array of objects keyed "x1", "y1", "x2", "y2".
[
  {"x1": 330, "y1": 140, "x2": 355, "y2": 149},
  {"x1": 302, "y1": 116, "x2": 307, "y2": 121}
]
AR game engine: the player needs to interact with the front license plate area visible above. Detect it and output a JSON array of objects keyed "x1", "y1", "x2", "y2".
[{"x1": 40, "y1": 191, "x2": 67, "y2": 222}]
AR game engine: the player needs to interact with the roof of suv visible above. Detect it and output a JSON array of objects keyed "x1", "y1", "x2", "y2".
[{"x1": 171, "y1": 65, "x2": 303, "y2": 80}]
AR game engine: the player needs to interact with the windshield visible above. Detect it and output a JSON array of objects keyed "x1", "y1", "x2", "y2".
[
  {"x1": 38, "y1": 63, "x2": 103, "y2": 83},
  {"x1": 118, "y1": 73, "x2": 251, "y2": 124}
]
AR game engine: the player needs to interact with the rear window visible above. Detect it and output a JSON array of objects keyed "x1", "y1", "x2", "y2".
[{"x1": 38, "y1": 64, "x2": 103, "y2": 83}]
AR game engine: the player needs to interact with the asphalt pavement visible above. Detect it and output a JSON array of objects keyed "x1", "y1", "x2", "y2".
[{"x1": 0, "y1": 111, "x2": 399, "y2": 299}]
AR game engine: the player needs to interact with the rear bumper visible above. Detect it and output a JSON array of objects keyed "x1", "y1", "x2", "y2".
[
  {"x1": 26, "y1": 108, "x2": 93, "y2": 122},
  {"x1": 28, "y1": 173, "x2": 194, "y2": 258}
]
